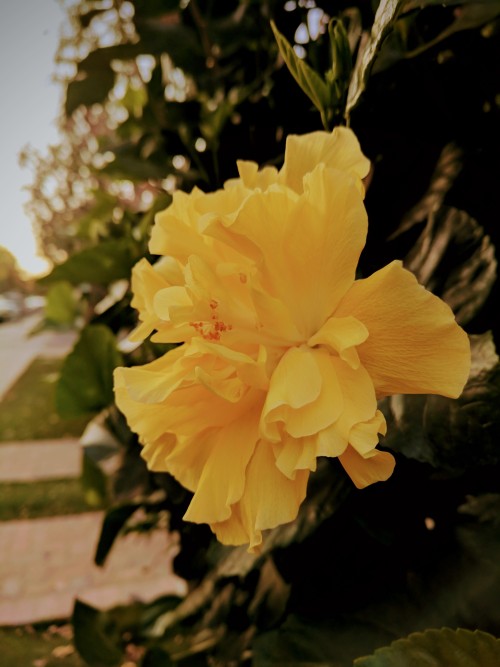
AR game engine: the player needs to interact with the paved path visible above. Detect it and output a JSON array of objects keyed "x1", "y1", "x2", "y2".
[
  {"x1": 0, "y1": 316, "x2": 187, "y2": 627},
  {"x1": 0, "y1": 512, "x2": 186, "y2": 626},
  {"x1": 0, "y1": 315, "x2": 77, "y2": 400},
  {"x1": 0, "y1": 439, "x2": 81, "y2": 482}
]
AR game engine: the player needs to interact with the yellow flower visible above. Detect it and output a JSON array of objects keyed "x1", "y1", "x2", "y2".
[{"x1": 114, "y1": 127, "x2": 470, "y2": 551}]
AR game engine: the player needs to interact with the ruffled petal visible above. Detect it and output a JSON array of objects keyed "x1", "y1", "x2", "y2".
[
  {"x1": 128, "y1": 258, "x2": 171, "y2": 342},
  {"x1": 279, "y1": 126, "x2": 370, "y2": 194},
  {"x1": 183, "y1": 403, "x2": 261, "y2": 524},
  {"x1": 209, "y1": 165, "x2": 367, "y2": 338},
  {"x1": 261, "y1": 347, "x2": 343, "y2": 441},
  {"x1": 335, "y1": 261, "x2": 471, "y2": 398},
  {"x1": 308, "y1": 315, "x2": 368, "y2": 369},
  {"x1": 236, "y1": 160, "x2": 279, "y2": 190},
  {"x1": 210, "y1": 441, "x2": 310, "y2": 550},
  {"x1": 339, "y1": 445, "x2": 395, "y2": 489},
  {"x1": 273, "y1": 435, "x2": 318, "y2": 479}
]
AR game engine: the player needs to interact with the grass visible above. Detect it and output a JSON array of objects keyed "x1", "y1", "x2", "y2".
[
  {"x1": 0, "y1": 625, "x2": 86, "y2": 667},
  {"x1": 0, "y1": 357, "x2": 90, "y2": 442},
  {"x1": 0, "y1": 478, "x2": 102, "y2": 521}
]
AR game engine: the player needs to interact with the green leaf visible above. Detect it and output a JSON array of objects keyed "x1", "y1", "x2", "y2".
[
  {"x1": 44, "y1": 281, "x2": 80, "y2": 326},
  {"x1": 141, "y1": 647, "x2": 174, "y2": 667},
  {"x1": 72, "y1": 599, "x2": 123, "y2": 666},
  {"x1": 82, "y1": 447, "x2": 110, "y2": 508},
  {"x1": 94, "y1": 502, "x2": 141, "y2": 566},
  {"x1": 39, "y1": 239, "x2": 138, "y2": 287},
  {"x1": 325, "y1": 18, "x2": 353, "y2": 121},
  {"x1": 404, "y1": 3, "x2": 500, "y2": 58},
  {"x1": 76, "y1": 191, "x2": 118, "y2": 241},
  {"x1": 346, "y1": 0, "x2": 404, "y2": 117},
  {"x1": 403, "y1": 207, "x2": 497, "y2": 326},
  {"x1": 354, "y1": 628, "x2": 500, "y2": 666},
  {"x1": 65, "y1": 68, "x2": 116, "y2": 116},
  {"x1": 56, "y1": 325, "x2": 123, "y2": 418},
  {"x1": 383, "y1": 332, "x2": 500, "y2": 471},
  {"x1": 271, "y1": 20, "x2": 332, "y2": 129},
  {"x1": 99, "y1": 142, "x2": 168, "y2": 181}
]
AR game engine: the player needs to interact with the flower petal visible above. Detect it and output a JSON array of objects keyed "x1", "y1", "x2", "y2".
[
  {"x1": 261, "y1": 346, "x2": 343, "y2": 441},
  {"x1": 210, "y1": 165, "x2": 367, "y2": 338},
  {"x1": 183, "y1": 404, "x2": 261, "y2": 524},
  {"x1": 210, "y1": 441, "x2": 309, "y2": 550},
  {"x1": 308, "y1": 315, "x2": 369, "y2": 369},
  {"x1": 279, "y1": 126, "x2": 370, "y2": 194},
  {"x1": 236, "y1": 160, "x2": 279, "y2": 190},
  {"x1": 335, "y1": 261, "x2": 471, "y2": 397},
  {"x1": 273, "y1": 435, "x2": 318, "y2": 479},
  {"x1": 339, "y1": 445, "x2": 395, "y2": 489}
]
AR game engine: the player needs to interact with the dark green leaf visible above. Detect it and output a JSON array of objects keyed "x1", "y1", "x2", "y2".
[
  {"x1": 403, "y1": 207, "x2": 497, "y2": 326},
  {"x1": 141, "y1": 646, "x2": 174, "y2": 667},
  {"x1": 459, "y1": 493, "x2": 500, "y2": 526},
  {"x1": 148, "y1": 462, "x2": 350, "y2": 638},
  {"x1": 271, "y1": 20, "x2": 331, "y2": 128},
  {"x1": 72, "y1": 599, "x2": 123, "y2": 666},
  {"x1": 133, "y1": 0, "x2": 181, "y2": 19},
  {"x1": 65, "y1": 69, "x2": 116, "y2": 116},
  {"x1": 383, "y1": 332, "x2": 500, "y2": 471},
  {"x1": 346, "y1": 0, "x2": 403, "y2": 117},
  {"x1": 39, "y1": 239, "x2": 138, "y2": 287},
  {"x1": 56, "y1": 325, "x2": 123, "y2": 418},
  {"x1": 354, "y1": 628, "x2": 500, "y2": 666},
  {"x1": 391, "y1": 144, "x2": 463, "y2": 238},
  {"x1": 99, "y1": 143, "x2": 168, "y2": 181},
  {"x1": 254, "y1": 506, "x2": 500, "y2": 665},
  {"x1": 404, "y1": 3, "x2": 500, "y2": 58},
  {"x1": 94, "y1": 502, "x2": 141, "y2": 566},
  {"x1": 329, "y1": 19, "x2": 353, "y2": 84}
]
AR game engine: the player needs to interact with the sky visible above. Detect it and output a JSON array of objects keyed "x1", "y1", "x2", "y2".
[{"x1": 0, "y1": 0, "x2": 67, "y2": 277}]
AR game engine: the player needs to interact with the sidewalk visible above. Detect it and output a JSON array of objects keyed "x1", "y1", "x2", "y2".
[
  {"x1": 0, "y1": 317, "x2": 187, "y2": 626},
  {"x1": 0, "y1": 439, "x2": 81, "y2": 482},
  {"x1": 0, "y1": 513, "x2": 186, "y2": 626},
  {"x1": 0, "y1": 315, "x2": 77, "y2": 401}
]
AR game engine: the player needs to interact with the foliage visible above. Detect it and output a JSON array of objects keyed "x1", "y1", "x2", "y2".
[
  {"x1": 0, "y1": 478, "x2": 102, "y2": 522},
  {"x1": 26, "y1": 0, "x2": 500, "y2": 664},
  {"x1": 0, "y1": 245, "x2": 25, "y2": 292},
  {"x1": 0, "y1": 625, "x2": 86, "y2": 667}
]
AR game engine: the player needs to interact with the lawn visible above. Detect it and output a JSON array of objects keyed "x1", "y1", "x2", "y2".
[
  {"x1": 0, "y1": 625, "x2": 86, "y2": 667},
  {"x1": 0, "y1": 478, "x2": 101, "y2": 521},
  {"x1": 0, "y1": 357, "x2": 90, "y2": 442}
]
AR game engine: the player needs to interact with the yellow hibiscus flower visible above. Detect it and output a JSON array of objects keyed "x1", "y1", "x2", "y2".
[{"x1": 114, "y1": 127, "x2": 470, "y2": 551}]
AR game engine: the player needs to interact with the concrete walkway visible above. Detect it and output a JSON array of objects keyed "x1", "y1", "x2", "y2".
[
  {"x1": 0, "y1": 439, "x2": 81, "y2": 482},
  {"x1": 0, "y1": 315, "x2": 77, "y2": 401},
  {"x1": 0, "y1": 513, "x2": 186, "y2": 626},
  {"x1": 0, "y1": 317, "x2": 187, "y2": 626}
]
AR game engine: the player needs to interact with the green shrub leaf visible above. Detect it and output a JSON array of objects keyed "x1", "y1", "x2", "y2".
[
  {"x1": 44, "y1": 280, "x2": 80, "y2": 326},
  {"x1": 354, "y1": 628, "x2": 500, "y2": 666},
  {"x1": 56, "y1": 324, "x2": 123, "y2": 418},
  {"x1": 72, "y1": 599, "x2": 123, "y2": 666},
  {"x1": 40, "y1": 239, "x2": 139, "y2": 287},
  {"x1": 271, "y1": 20, "x2": 331, "y2": 127}
]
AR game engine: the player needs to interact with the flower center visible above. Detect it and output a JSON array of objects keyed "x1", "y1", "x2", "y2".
[{"x1": 189, "y1": 299, "x2": 233, "y2": 341}]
